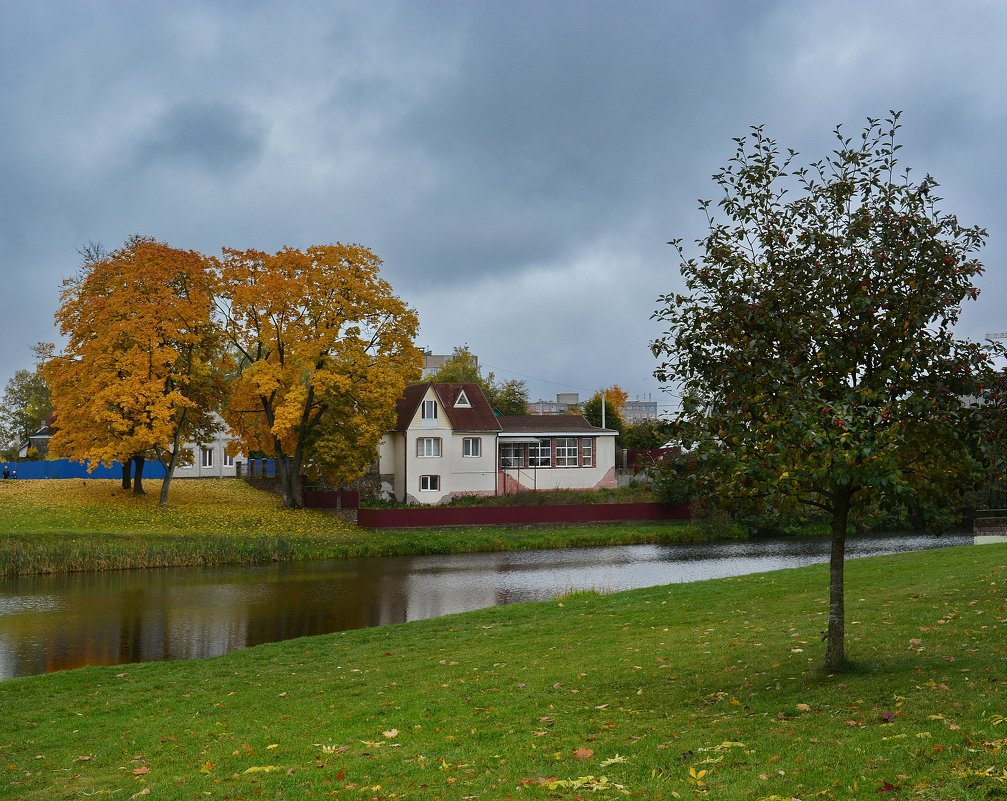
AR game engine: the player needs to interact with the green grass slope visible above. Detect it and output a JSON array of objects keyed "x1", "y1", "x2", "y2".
[{"x1": 2, "y1": 544, "x2": 1004, "y2": 799}]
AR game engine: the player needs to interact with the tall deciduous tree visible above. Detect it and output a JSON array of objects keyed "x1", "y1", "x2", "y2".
[
  {"x1": 488, "y1": 378, "x2": 530, "y2": 416},
  {"x1": 581, "y1": 386, "x2": 628, "y2": 432},
  {"x1": 652, "y1": 113, "x2": 1003, "y2": 669},
  {"x1": 426, "y1": 346, "x2": 529, "y2": 414},
  {"x1": 43, "y1": 238, "x2": 225, "y2": 504},
  {"x1": 217, "y1": 244, "x2": 422, "y2": 508},
  {"x1": 620, "y1": 418, "x2": 674, "y2": 451},
  {"x1": 0, "y1": 346, "x2": 53, "y2": 457}
]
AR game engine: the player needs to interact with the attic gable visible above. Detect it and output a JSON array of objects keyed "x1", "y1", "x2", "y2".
[{"x1": 390, "y1": 383, "x2": 501, "y2": 432}]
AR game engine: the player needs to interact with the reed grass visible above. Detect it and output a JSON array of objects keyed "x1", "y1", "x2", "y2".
[{"x1": 0, "y1": 478, "x2": 709, "y2": 576}]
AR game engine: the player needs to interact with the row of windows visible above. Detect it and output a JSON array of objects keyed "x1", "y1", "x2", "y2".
[
  {"x1": 500, "y1": 438, "x2": 594, "y2": 468},
  {"x1": 416, "y1": 436, "x2": 482, "y2": 458},
  {"x1": 414, "y1": 437, "x2": 594, "y2": 468},
  {"x1": 177, "y1": 447, "x2": 236, "y2": 469}
]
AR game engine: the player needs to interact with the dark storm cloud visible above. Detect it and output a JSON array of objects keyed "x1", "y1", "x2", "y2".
[
  {"x1": 0, "y1": 0, "x2": 1004, "y2": 407},
  {"x1": 355, "y1": 2, "x2": 760, "y2": 284},
  {"x1": 133, "y1": 100, "x2": 266, "y2": 174}
]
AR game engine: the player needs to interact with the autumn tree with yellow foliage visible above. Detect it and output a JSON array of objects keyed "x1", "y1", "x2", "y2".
[
  {"x1": 43, "y1": 238, "x2": 226, "y2": 506},
  {"x1": 216, "y1": 244, "x2": 422, "y2": 508}
]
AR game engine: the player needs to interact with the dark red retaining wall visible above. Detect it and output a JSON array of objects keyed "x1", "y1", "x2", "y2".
[
  {"x1": 357, "y1": 502, "x2": 690, "y2": 528},
  {"x1": 304, "y1": 489, "x2": 360, "y2": 509}
]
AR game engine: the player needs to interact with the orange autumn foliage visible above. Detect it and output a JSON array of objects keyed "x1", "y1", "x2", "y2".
[
  {"x1": 43, "y1": 238, "x2": 226, "y2": 505},
  {"x1": 217, "y1": 244, "x2": 422, "y2": 508}
]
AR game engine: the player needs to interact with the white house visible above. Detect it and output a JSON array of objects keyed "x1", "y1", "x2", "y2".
[
  {"x1": 378, "y1": 383, "x2": 618, "y2": 504},
  {"x1": 172, "y1": 413, "x2": 245, "y2": 478},
  {"x1": 15, "y1": 415, "x2": 243, "y2": 478}
]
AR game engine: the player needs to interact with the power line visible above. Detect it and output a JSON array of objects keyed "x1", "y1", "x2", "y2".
[{"x1": 481, "y1": 361, "x2": 686, "y2": 411}]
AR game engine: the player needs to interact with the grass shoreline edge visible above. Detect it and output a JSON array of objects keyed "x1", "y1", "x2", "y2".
[{"x1": 1, "y1": 478, "x2": 727, "y2": 578}]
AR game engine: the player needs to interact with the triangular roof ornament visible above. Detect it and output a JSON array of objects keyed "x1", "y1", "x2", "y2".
[{"x1": 455, "y1": 389, "x2": 472, "y2": 408}]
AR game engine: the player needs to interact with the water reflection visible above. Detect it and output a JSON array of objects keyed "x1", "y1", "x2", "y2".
[{"x1": 0, "y1": 533, "x2": 970, "y2": 679}]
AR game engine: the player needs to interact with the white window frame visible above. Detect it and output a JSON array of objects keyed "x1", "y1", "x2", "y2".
[
  {"x1": 419, "y1": 474, "x2": 440, "y2": 492},
  {"x1": 499, "y1": 442, "x2": 525, "y2": 468},
  {"x1": 421, "y1": 399, "x2": 438, "y2": 419},
  {"x1": 581, "y1": 438, "x2": 594, "y2": 467},
  {"x1": 528, "y1": 438, "x2": 552, "y2": 468},
  {"x1": 223, "y1": 449, "x2": 235, "y2": 468},
  {"x1": 201, "y1": 447, "x2": 213, "y2": 468},
  {"x1": 416, "y1": 437, "x2": 442, "y2": 457},
  {"x1": 462, "y1": 437, "x2": 481, "y2": 457},
  {"x1": 455, "y1": 390, "x2": 471, "y2": 408},
  {"x1": 555, "y1": 437, "x2": 579, "y2": 467}
]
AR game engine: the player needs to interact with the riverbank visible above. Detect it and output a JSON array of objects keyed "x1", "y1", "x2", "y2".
[
  {"x1": 3, "y1": 544, "x2": 1004, "y2": 799},
  {"x1": 0, "y1": 478, "x2": 718, "y2": 577}
]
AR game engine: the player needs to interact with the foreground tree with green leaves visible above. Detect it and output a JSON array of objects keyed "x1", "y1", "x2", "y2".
[{"x1": 652, "y1": 112, "x2": 1004, "y2": 669}]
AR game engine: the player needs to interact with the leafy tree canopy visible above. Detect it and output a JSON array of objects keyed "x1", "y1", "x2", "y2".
[
  {"x1": 619, "y1": 418, "x2": 674, "y2": 451},
  {"x1": 218, "y1": 244, "x2": 423, "y2": 508},
  {"x1": 426, "y1": 346, "x2": 529, "y2": 415},
  {"x1": 652, "y1": 112, "x2": 1004, "y2": 669},
  {"x1": 43, "y1": 237, "x2": 225, "y2": 504},
  {"x1": 0, "y1": 346, "x2": 52, "y2": 455},
  {"x1": 581, "y1": 386, "x2": 627, "y2": 432}
]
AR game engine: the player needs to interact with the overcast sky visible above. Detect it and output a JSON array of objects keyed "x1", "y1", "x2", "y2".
[{"x1": 2, "y1": 1, "x2": 1005, "y2": 414}]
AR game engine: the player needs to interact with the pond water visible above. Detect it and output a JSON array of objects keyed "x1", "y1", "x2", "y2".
[{"x1": 0, "y1": 532, "x2": 972, "y2": 679}]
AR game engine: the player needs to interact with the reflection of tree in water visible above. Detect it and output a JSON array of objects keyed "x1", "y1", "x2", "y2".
[
  {"x1": 118, "y1": 587, "x2": 149, "y2": 664},
  {"x1": 2, "y1": 535, "x2": 972, "y2": 680},
  {"x1": 239, "y1": 565, "x2": 413, "y2": 646}
]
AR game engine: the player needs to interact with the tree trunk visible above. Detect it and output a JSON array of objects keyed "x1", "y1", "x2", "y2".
[
  {"x1": 824, "y1": 487, "x2": 850, "y2": 670},
  {"x1": 275, "y1": 445, "x2": 305, "y2": 509},
  {"x1": 158, "y1": 417, "x2": 186, "y2": 507},
  {"x1": 159, "y1": 448, "x2": 177, "y2": 507},
  {"x1": 121, "y1": 461, "x2": 132, "y2": 490},
  {"x1": 132, "y1": 455, "x2": 145, "y2": 495}
]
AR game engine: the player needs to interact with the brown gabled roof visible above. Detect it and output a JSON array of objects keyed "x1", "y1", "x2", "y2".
[
  {"x1": 497, "y1": 414, "x2": 618, "y2": 436},
  {"x1": 391, "y1": 383, "x2": 502, "y2": 433}
]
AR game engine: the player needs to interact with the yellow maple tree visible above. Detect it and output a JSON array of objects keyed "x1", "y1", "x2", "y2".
[
  {"x1": 216, "y1": 244, "x2": 422, "y2": 508},
  {"x1": 43, "y1": 237, "x2": 226, "y2": 505}
]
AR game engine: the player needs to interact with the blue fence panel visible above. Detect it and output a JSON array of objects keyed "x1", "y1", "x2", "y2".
[
  {"x1": 0, "y1": 459, "x2": 168, "y2": 480},
  {"x1": 241, "y1": 459, "x2": 276, "y2": 478}
]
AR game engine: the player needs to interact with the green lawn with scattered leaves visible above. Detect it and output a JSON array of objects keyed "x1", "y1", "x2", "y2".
[{"x1": 2, "y1": 544, "x2": 1004, "y2": 799}]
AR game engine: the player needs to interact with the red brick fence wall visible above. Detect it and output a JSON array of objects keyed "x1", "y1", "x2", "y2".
[
  {"x1": 356, "y1": 502, "x2": 691, "y2": 529},
  {"x1": 974, "y1": 510, "x2": 1007, "y2": 537}
]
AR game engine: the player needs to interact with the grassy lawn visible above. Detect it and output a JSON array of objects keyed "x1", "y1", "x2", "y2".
[
  {"x1": 2, "y1": 544, "x2": 1004, "y2": 799},
  {"x1": 0, "y1": 479, "x2": 710, "y2": 577}
]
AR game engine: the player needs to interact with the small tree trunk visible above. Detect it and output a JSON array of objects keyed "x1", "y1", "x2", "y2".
[
  {"x1": 159, "y1": 447, "x2": 177, "y2": 507},
  {"x1": 824, "y1": 487, "x2": 850, "y2": 670},
  {"x1": 121, "y1": 462, "x2": 132, "y2": 490},
  {"x1": 132, "y1": 455, "x2": 146, "y2": 495},
  {"x1": 159, "y1": 470, "x2": 173, "y2": 507},
  {"x1": 159, "y1": 418, "x2": 186, "y2": 507}
]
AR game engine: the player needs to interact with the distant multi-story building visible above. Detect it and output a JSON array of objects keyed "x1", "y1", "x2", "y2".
[
  {"x1": 529, "y1": 393, "x2": 580, "y2": 415},
  {"x1": 421, "y1": 351, "x2": 452, "y2": 378},
  {"x1": 530, "y1": 392, "x2": 658, "y2": 423},
  {"x1": 622, "y1": 398, "x2": 659, "y2": 422}
]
